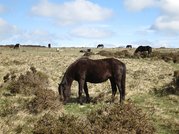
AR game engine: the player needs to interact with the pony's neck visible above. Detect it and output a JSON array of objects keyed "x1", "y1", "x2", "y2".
[{"x1": 63, "y1": 73, "x2": 73, "y2": 87}]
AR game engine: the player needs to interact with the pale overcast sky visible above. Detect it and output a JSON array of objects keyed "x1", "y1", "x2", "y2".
[{"x1": 0, "y1": 0, "x2": 179, "y2": 48}]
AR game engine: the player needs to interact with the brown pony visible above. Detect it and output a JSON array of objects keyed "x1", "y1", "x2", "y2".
[{"x1": 58, "y1": 57, "x2": 126, "y2": 104}]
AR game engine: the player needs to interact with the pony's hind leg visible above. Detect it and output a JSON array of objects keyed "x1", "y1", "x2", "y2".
[
  {"x1": 116, "y1": 82, "x2": 123, "y2": 103},
  {"x1": 84, "y1": 82, "x2": 90, "y2": 103},
  {"x1": 110, "y1": 78, "x2": 117, "y2": 102},
  {"x1": 78, "y1": 79, "x2": 85, "y2": 105}
]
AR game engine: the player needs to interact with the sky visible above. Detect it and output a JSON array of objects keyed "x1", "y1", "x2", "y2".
[{"x1": 0, "y1": 0, "x2": 179, "y2": 48}]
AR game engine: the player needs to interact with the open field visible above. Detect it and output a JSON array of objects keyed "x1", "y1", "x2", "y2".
[{"x1": 0, "y1": 47, "x2": 179, "y2": 134}]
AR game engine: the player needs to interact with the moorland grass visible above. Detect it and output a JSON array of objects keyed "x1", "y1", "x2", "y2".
[{"x1": 0, "y1": 47, "x2": 178, "y2": 133}]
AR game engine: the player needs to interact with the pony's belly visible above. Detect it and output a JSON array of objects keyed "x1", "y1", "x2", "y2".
[{"x1": 86, "y1": 78, "x2": 108, "y2": 83}]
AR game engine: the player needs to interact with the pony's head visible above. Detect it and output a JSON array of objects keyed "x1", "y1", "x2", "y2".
[{"x1": 58, "y1": 82, "x2": 71, "y2": 104}]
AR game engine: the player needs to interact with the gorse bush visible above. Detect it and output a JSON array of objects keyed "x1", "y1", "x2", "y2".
[
  {"x1": 87, "y1": 103, "x2": 155, "y2": 134},
  {"x1": 6, "y1": 67, "x2": 48, "y2": 95},
  {"x1": 33, "y1": 113, "x2": 88, "y2": 134},
  {"x1": 27, "y1": 88, "x2": 61, "y2": 114},
  {"x1": 33, "y1": 103, "x2": 155, "y2": 134},
  {"x1": 3, "y1": 67, "x2": 63, "y2": 114}
]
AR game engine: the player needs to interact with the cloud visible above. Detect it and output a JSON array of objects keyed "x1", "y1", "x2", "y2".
[
  {"x1": 70, "y1": 26, "x2": 114, "y2": 38},
  {"x1": 0, "y1": 18, "x2": 19, "y2": 40},
  {"x1": 0, "y1": 4, "x2": 6, "y2": 13},
  {"x1": 31, "y1": 0, "x2": 113, "y2": 25},
  {"x1": 151, "y1": 16, "x2": 179, "y2": 32},
  {"x1": 6, "y1": 29, "x2": 61, "y2": 45},
  {"x1": 151, "y1": 0, "x2": 179, "y2": 33},
  {"x1": 124, "y1": 0, "x2": 157, "y2": 11},
  {"x1": 160, "y1": 0, "x2": 179, "y2": 15},
  {"x1": 124, "y1": 0, "x2": 179, "y2": 34},
  {"x1": 0, "y1": 17, "x2": 61, "y2": 45}
]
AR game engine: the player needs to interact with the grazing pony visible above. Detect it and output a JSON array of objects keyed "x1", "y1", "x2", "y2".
[
  {"x1": 58, "y1": 57, "x2": 126, "y2": 104},
  {"x1": 126, "y1": 45, "x2": 132, "y2": 48},
  {"x1": 97, "y1": 44, "x2": 104, "y2": 48},
  {"x1": 14, "y1": 43, "x2": 20, "y2": 49},
  {"x1": 134, "y1": 46, "x2": 152, "y2": 55},
  {"x1": 48, "y1": 43, "x2": 51, "y2": 48}
]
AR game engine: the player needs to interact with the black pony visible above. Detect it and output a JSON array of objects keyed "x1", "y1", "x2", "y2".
[
  {"x1": 58, "y1": 57, "x2": 126, "y2": 104},
  {"x1": 126, "y1": 45, "x2": 132, "y2": 48},
  {"x1": 97, "y1": 44, "x2": 104, "y2": 48},
  {"x1": 14, "y1": 43, "x2": 20, "y2": 49},
  {"x1": 134, "y1": 46, "x2": 152, "y2": 55}
]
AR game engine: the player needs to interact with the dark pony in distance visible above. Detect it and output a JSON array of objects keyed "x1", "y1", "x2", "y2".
[
  {"x1": 126, "y1": 45, "x2": 132, "y2": 48},
  {"x1": 14, "y1": 43, "x2": 20, "y2": 49},
  {"x1": 134, "y1": 45, "x2": 152, "y2": 55},
  {"x1": 97, "y1": 44, "x2": 104, "y2": 48},
  {"x1": 58, "y1": 57, "x2": 126, "y2": 104}
]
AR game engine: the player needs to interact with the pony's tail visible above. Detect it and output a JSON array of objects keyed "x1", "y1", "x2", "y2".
[{"x1": 121, "y1": 64, "x2": 126, "y2": 100}]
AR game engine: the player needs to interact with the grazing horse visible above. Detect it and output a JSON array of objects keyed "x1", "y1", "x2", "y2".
[
  {"x1": 97, "y1": 44, "x2": 104, "y2": 48},
  {"x1": 58, "y1": 57, "x2": 126, "y2": 104},
  {"x1": 126, "y1": 45, "x2": 132, "y2": 48},
  {"x1": 48, "y1": 43, "x2": 51, "y2": 48},
  {"x1": 14, "y1": 43, "x2": 20, "y2": 49},
  {"x1": 134, "y1": 46, "x2": 152, "y2": 55}
]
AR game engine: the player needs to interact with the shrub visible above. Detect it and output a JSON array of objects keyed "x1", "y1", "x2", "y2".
[
  {"x1": 27, "y1": 89, "x2": 62, "y2": 114},
  {"x1": 3, "y1": 67, "x2": 63, "y2": 114},
  {"x1": 87, "y1": 103, "x2": 155, "y2": 134},
  {"x1": 33, "y1": 103, "x2": 155, "y2": 134},
  {"x1": 6, "y1": 67, "x2": 49, "y2": 95},
  {"x1": 33, "y1": 113, "x2": 88, "y2": 134}
]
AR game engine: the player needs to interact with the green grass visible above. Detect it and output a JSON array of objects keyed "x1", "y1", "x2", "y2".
[
  {"x1": 130, "y1": 93, "x2": 179, "y2": 134},
  {"x1": 64, "y1": 102, "x2": 107, "y2": 117}
]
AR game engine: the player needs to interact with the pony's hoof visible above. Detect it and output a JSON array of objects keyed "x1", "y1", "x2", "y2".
[{"x1": 86, "y1": 99, "x2": 90, "y2": 103}]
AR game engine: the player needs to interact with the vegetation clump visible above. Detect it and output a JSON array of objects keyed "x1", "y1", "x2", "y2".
[
  {"x1": 97, "y1": 50, "x2": 132, "y2": 58},
  {"x1": 33, "y1": 113, "x2": 88, "y2": 134},
  {"x1": 87, "y1": 103, "x2": 155, "y2": 134},
  {"x1": 33, "y1": 103, "x2": 155, "y2": 134},
  {"x1": 97, "y1": 50, "x2": 114, "y2": 57},
  {"x1": 2, "y1": 67, "x2": 63, "y2": 114},
  {"x1": 6, "y1": 66, "x2": 48, "y2": 95},
  {"x1": 27, "y1": 88, "x2": 61, "y2": 114},
  {"x1": 153, "y1": 70, "x2": 179, "y2": 96}
]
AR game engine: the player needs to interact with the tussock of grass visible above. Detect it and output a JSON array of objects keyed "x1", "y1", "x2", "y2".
[
  {"x1": 97, "y1": 50, "x2": 132, "y2": 58},
  {"x1": 152, "y1": 70, "x2": 179, "y2": 96}
]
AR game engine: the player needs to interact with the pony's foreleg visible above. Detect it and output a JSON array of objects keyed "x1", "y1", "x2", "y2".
[
  {"x1": 78, "y1": 79, "x2": 85, "y2": 105},
  {"x1": 110, "y1": 78, "x2": 117, "y2": 102},
  {"x1": 84, "y1": 82, "x2": 90, "y2": 103}
]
